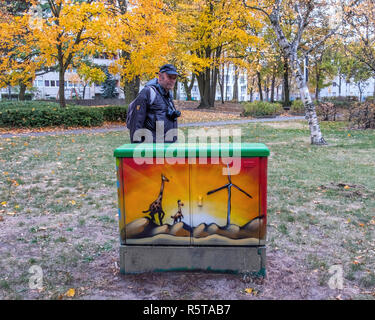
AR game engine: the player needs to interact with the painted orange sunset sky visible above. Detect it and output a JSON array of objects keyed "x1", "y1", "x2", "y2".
[{"x1": 122, "y1": 158, "x2": 260, "y2": 227}]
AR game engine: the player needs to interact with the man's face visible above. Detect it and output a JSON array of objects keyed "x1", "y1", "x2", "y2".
[{"x1": 158, "y1": 72, "x2": 177, "y2": 91}]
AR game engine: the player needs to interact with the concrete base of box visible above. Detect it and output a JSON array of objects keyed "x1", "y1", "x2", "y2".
[{"x1": 120, "y1": 245, "x2": 266, "y2": 277}]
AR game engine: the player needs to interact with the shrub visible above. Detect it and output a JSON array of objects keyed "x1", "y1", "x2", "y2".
[
  {"x1": 0, "y1": 101, "x2": 60, "y2": 110},
  {"x1": 0, "y1": 102, "x2": 127, "y2": 128},
  {"x1": 349, "y1": 102, "x2": 375, "y2": 129},
  {"x1": 101, "y1": 106, "x2": 128, "y2": 122},
  {"x1": 241, "y1": 101, "x2": 283, "y2": 117},
  {"x1": 290, "y1": 99, "x2": 305, "y2": 114},
  {"x1": 320, "y1": 97, "x2": 352, "y2": 109},
  {"x1": 316, "y1": 102, "x2": 338, "y2": 121}
]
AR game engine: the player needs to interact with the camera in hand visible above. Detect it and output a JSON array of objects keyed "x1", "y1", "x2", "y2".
[{"x1": 166, "y1": 106, "x2": 181, "y2": 120}]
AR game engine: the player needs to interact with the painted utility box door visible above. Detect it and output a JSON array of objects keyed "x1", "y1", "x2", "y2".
[{"x1": 114, "y1": 143, "x2": 269, "y2": 247}]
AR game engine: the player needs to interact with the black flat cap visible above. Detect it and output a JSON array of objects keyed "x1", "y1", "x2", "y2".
[{"x1": 159, "y1": 64, "x2": 179, "y2": 75}]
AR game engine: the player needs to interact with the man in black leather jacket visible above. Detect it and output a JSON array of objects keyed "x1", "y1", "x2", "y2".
[{"x1": 130, "y1": 64, "x2": 181, "y2": 143}]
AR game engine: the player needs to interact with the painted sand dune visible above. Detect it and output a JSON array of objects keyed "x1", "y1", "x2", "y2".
[{"x1": 125, "y1": 216, "x2": 265, "y2": 245}]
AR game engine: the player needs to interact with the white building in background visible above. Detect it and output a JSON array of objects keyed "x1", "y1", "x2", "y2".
[
  {"x1": 175, "y1": 65, "x2": 284, "y2": 102},
  {"x1": 0, "y1": 56, "x2": 124, "y2": 101},
  {"x1": 319, "y1": 75, "x2": 375, "y2": 101},
  {"x1": 2, "y1": 57, "x2": 374, "y2": 102}
]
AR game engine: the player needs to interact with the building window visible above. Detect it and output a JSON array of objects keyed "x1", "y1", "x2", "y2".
[
  {"x1": 50, "y1": 80, "x2": 55, "y2": 87},
  {"x1": 45, "y1": 80, "x2": 50, "y2": 87},
  {"x1": 56, "y1": 81, "x2": 59, "y2": 87},
  {"x1": 38, "y1": 80, "x2": 43, "y2": 87}
]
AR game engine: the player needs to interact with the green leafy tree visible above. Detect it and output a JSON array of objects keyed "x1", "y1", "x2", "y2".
[{"x1": 101, "y1": 69, "x2": 118, "y2": 99}]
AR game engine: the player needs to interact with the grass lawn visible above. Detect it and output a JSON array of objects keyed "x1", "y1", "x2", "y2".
[{"x1": 0, "y1": 120, "x2": 374, "y2": 299}]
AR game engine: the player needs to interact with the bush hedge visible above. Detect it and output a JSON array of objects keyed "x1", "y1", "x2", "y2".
[
  {"x1": 0, "y1": 102, "x2": 127, "y2": 128},
  {"x1": 241, "y1": 101, "x2": 283, "y2": 117},
  {"x1": 349, "y1": 102, "x2": 375, "y2": 129},
  {"x1": 290, "y1": 99, "x2": 305, "y2": 114},
  {"x1": 320, "y1": 97, "x2": 355, "y2": 109}
]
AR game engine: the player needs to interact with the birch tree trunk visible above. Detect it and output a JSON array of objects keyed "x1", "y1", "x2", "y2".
[
  {"x1": 267, "y1": 4, "x2": 327, "y2": 145},
  {"x1": 290, "y1": 52, "x2": 327, "y2": 145}
]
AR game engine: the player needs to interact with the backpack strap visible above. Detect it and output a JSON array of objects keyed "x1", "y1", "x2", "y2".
[{"x1": 148, "y1": 86, "x2": 157, "y2": 105}]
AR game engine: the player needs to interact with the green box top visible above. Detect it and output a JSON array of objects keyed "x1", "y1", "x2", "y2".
[{"x1": 114, "y1": 143, "x2": 270, "y2": 158}]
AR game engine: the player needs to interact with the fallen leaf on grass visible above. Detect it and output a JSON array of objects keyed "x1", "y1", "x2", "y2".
[
  {"x1": 244, "y1": 288, "x2": 258, "y2": 296},
  {"x1": 6, "y1": 212, "x2": 16, "y2": 216},
  {"x1": 65, "y1": 288, "x2": 75, "y2": 297}
]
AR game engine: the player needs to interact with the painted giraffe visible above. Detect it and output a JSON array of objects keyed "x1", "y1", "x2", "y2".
[
  {"x1": 142, "y1": 174, "x2": 169, "y2": 225},
  {"x1": 171, "y1": 200, "x2": 184, "y2": 224}
]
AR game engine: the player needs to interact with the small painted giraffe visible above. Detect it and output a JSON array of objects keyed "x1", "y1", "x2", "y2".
[
  {"x1": 142, "y1": 174, "x2": 169, "y2": 225},
  {"x1": 171, "y1": 200, "x2": 184, "y2": 224}
]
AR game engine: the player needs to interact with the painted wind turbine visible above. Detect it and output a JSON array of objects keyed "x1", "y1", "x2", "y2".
[{"x1": 207, "y1": 164, "x2": 252, "y2": 226}]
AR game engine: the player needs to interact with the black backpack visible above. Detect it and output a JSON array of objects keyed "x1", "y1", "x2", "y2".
[{"x1": 126, "y1": 86, "x2": 157, "y2": 137}]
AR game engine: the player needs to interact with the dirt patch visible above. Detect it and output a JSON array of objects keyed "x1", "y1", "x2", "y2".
[{"x1": 69, "y1": 248, "x2": 358, "y2": 300}]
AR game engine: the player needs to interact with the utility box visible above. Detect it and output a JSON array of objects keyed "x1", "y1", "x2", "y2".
[{"x1": 114, "y1": 143, "x2": 269, "y2": 276}]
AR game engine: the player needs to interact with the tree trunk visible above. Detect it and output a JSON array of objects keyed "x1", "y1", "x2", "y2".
[
  {"x1": 82, "y1": 84, "x2": 87, "y2": 100},
  {"x1": 257, "y1": 72, "x2": 263, "y2": 101},
  {"x1": 197, "y1": 69, "x2": 211, "y2": 108},
  {"x1": 315, "y1": 71, "x2": 320, "y2": 101},
  {"x1": 19, "y1": 82, "x2": 26, "y2": 101},
  {"x1": 291, "y1": 53, "x2": 326, "y2": 145},
  {"x1": 225, "y1": 64, "x2": 229, "y2": 101},
  {"x1": 276, "y1": 84, "x2": 279, "y2": 101},
  {"x1": 271, "y1": 71, "x2": 276, "y2": 102},
  {"x1": 283, "y1": 59, "x2": 290, "y2": 109},
  {"x1": 358, "y1": 83, "x2": 362, "y2": 102},
  {"x1": 232, "y1": 65, "x2": 238, "y2": 102},
  {"x1": 218, "y1": 63, "x2": 225, "y2": 104},
  {"x1": 173, "y1": 79, "x2": 178, "y2": 100},
  {"x1": 265, "y1": 76, "x2": 270, "y2": 101},
  {"x1": 249, "y1": 77, "x2": 255, "y2": 102},
  {"x1": 124, "y1": 77, "x2": 140, "y2": 105},
  {"x1": 183, "y1": 74, "x2": 195, "y2": 101},
  {"x1": 197, "y1": 46, "x2": 216, "y2": 109},
  {"x1": 59, "y1": 64, "x2": 66, "y2": 108}
]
